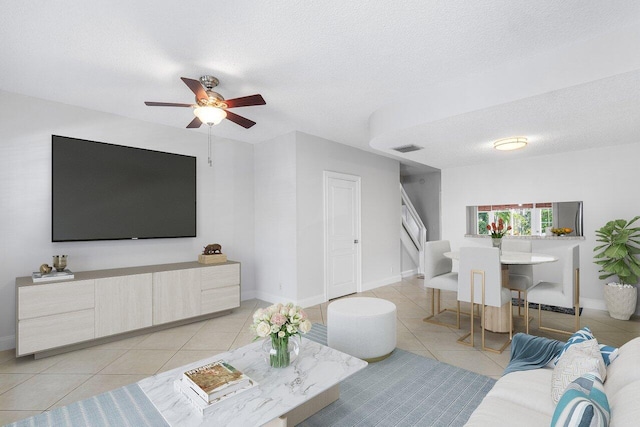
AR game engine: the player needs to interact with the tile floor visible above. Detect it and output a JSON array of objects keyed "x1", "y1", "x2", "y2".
[{"x1": 1, "y1": 275, "x2": 639, "y2": 425}]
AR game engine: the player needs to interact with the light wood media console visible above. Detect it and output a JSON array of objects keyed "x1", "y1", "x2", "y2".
[{"x1": 15, "y1": 261, "x2": 240, "y2": 358}]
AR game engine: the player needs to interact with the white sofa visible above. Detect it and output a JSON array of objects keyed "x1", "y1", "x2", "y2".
[{"x1": 466, "y1": 336, "x2": 640, "y2": 426}]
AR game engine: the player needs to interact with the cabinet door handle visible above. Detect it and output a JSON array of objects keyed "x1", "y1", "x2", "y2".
[{"x1": 354, "y1": 239, "x2": 359, "y2": 244}]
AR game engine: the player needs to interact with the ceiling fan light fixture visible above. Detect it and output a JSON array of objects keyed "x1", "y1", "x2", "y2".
[
  {"x1": 194, "y1": 106, "x2": 227, "y2": 125},
  {"x1": 493, "y1": 136, "x2": 528, "y2": 151}
]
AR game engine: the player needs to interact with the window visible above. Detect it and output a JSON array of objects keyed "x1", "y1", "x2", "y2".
[{"x1": 476, "y1": 204, "x2": 550, "y2": 236}]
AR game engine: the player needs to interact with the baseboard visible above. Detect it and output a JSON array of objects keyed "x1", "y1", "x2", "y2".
[
  {"x1": 0, "y1": 335, "x2": 15, "y2": 352},
  {"x1": 241, "y1": 289, "x2": 258, "y2": 301},
  {"x1": 401, "y1": 269, "x2": 418, "y2": 278},
  {"x1": 580, "y1": 297, "x2": 607, "y2": 312},
  {"x1": 252, "y1": 290, "x2": 289, "y2": 305},
  {"x1": 362, "y1": 275, "x2": 402, "y2": 292},
  {"x1": 297, "y1": 294, "x2": 326, "y2": 308}
]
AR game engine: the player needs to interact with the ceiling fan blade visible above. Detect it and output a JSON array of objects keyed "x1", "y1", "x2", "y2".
[
  {"x1": 145, "y1": 101, "x2": 193, "y2": 107},
  {"x1": 225, "y1": 110, "x2": 256, "y2": 128},
  {"x1": 224, "y1": 94, "x2": 266, "y2": 108},
  {"x1": 186, "y1": 116, "x2": 202, "y2": 128},
  {"x1": 181, "y1": 77, "x2": 208, "y2": 101}
]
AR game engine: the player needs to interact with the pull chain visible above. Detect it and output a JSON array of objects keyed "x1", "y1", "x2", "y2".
[{"x1": 207, "y1": 124, "x2": 212, "y2": 167}]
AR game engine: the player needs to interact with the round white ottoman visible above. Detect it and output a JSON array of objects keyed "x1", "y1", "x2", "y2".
[{"x1": 327, "y1": 297, "x2": 397, "y2": 362}]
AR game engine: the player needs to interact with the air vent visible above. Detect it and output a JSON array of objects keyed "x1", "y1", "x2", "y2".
[{"x1": 392, "y1": 144, "x2": 424, "y2": 153}]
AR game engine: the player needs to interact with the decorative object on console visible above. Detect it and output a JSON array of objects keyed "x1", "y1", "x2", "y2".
[
  {"x1": 594, "y1": 216, "x2": 640, "y2": 320},
  {"x1": 31, "y1": 269, "x2": 75, "y2": 283},
  {"x1": 251, "y1": 302, "x2": 312, "y2": 368},
  {"x1": 203, "y1": 244, "x2": 222, "y2": 254},
  {"x1": 52, "y1": 255, "x2": 67, "y2": 271},
  {"x1": 39, "y1": 264, "x2": 52, "y2": 274},
  {"x1": 198, "y1": 243, "x2": 227, "y2": 264}
]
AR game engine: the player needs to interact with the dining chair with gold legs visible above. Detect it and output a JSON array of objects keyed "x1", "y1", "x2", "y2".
[
  {"x1": 422, "y1": 240, "x2": 461, "y2": 328},
  {"x1": 457, "y1": 247, "x2": 513, "y2": 354},
  {"x1": 501, "y1": 239, "x2": 534, "y2": 332},
  {"x1": 528, "y1": 245, "x2": 580, "y2": 335}
]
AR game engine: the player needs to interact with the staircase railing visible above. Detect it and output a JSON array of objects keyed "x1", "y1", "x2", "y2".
[{"x1": 400, "y1": 184, "x2": 427, "y2": 275}]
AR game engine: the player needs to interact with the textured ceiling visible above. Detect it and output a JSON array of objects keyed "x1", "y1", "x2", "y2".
[{"x1": 1, "y1": 1, "x2": 639, "y2": 169}]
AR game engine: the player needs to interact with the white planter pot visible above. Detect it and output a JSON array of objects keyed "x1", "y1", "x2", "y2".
[{"x1": 603, "y1": 284, "x2": 638, "y2": 320}]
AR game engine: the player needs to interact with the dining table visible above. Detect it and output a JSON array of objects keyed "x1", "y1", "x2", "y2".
[{"x1": 444, "y1": 250, "x2": 558, "y2": 334}]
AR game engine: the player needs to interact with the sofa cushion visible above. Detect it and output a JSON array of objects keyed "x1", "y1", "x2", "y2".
[
  {"x1": 552, "y1": 339, "x2": 606, "y2": 403},
  {"x1": 555, "y1": 326, "x2": 618, "y2": 366},
  {"x1": 604, "y1": 337, "x2": 640, "y2": 401},
  {"x1": 464, "y1": 396, "x2": 552, "y2": 427},
  {"x1": 609, "y1": 380, "x2": 640, "y2": 427},
  {"x1": 551, "y1": 372, "x2": 610, "y2": 427},
  {"x1": 487, "y1": 368, "x2": 556, "y2": 416}
]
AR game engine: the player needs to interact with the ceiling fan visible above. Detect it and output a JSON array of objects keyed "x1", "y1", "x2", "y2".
[{"x1": 145, "y1": 75, "x2": 265, "y2": 129}]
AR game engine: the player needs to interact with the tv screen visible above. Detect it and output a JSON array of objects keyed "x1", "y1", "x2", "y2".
[{"x1": 52, "y1": 135, "x2": 196, "y2": 242}]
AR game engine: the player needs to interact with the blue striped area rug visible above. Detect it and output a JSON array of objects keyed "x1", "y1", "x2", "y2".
[
  {"x1": 6, "y1": 383, "x2": 168, "y2": 427},
  {"x1": 300, "y1": 324, "x2": 495, "y2": 427}
]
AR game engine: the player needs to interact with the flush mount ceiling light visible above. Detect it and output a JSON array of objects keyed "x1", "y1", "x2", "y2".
[{"x1": 493, "y1": 137, "x2": 528, "y2": 151}]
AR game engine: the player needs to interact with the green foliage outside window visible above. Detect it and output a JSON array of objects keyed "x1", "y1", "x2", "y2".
[
  {"x1": 541, "y1": 208, "x2": 553, "y2": 232},
  {"x1": 478, "y1": 212, "x2": 489, "y2": 234}
]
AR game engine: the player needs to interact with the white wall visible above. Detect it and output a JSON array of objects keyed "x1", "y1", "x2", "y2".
[
  {"x1": 296, "y1": 132, "x2": 401, "y2": 305},
  {"x1": 253, "y1": 131, "x2": 401, "y2": 307},
  {"x1": 441, "y1": 141, "x2": 640, "y2": 312},
  {"x1": 253, "y1": 132, "x2": 298, "y2": 303},
  {"x1": 0, "y1": 90, "x2": 255, "y2": 350}
]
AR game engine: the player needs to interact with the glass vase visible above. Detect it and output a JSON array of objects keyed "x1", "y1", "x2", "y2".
[
  {"x1": 491, "y1": 238, "x2": 502, "y2": 252},
  {"x1": 262, "y1": 335, "x2": 299, "y2": 368}
]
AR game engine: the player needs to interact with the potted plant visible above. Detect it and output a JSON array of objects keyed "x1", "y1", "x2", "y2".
[{"x1": 593, "y1": 216, "x2": 640, "y2": 320}]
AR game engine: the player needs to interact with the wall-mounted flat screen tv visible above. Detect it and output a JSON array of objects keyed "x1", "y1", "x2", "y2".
[{"x1": 52, "y1": 135, "x2": 196, "y2": 242}]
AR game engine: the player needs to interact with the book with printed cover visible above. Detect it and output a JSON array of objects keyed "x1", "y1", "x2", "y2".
[
  {"x1": 182, "y1": 360, "x2": 253, "y2": 404},
  {"x1": 174, "y1": 376, "x2": 258, "y2": 416}
]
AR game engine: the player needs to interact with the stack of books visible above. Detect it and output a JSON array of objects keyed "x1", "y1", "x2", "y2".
[
  {"x1": 175, "y1": 360, "x2": 257, "y2": 416},
  {"x1": 32, "y1": 269, "x2": 75, "y2": 283}
]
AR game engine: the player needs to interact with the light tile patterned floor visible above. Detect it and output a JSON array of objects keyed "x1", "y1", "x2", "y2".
[{"x1": 1, "y1": 275, "x2": 638, "y2": 424}]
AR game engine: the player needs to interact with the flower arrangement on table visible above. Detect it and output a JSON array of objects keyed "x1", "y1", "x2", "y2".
[
  {"x1": 486, "y1": 218, "x2": 512, "y2": 238},
  {"x1": 251, "y1": 303, "x2": 313, "y2": 368},
  {"x1": 551, "y1": 227, "x2": 572, "y2": 236}
]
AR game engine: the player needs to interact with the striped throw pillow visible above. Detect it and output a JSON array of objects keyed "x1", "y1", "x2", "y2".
[
  {"x1": 555, "y1": 326, "x2": 618, "y2": 366},
  {"x1": 551, "y1": 372, "x2": 610, "y2": 427}
]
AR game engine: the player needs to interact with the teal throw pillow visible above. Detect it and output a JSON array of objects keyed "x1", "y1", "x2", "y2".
[
  {"x1": 551, "y1": 372, "x2": 610, "y2": 427},
  {"x1": 555, "y1": 326, "x2": 618, "y2": 366}
]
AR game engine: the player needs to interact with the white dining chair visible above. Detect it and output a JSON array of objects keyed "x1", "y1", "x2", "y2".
[
  {"x1": 457, "y1": 247, "x2": 512, "y2": 353},
  {"x1": 423, "y1": 240, "x2": 460, "y2": 328},
  {"x1": 528, "y1": 245, "x2": 580, "y2": 335},
  {"x1": 501, "y1": 239, "x2": 533, "y2": 325}
]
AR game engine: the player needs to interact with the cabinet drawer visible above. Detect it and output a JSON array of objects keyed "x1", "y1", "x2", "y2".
[
  {"x1": 201, "y1": 285, "x2": 240, "y2": 315},
  {"x1": 201, "y1": 264, "x2": 240, "y2": 290},
  {"x1": 18, "y1": 280, "x2": 95, "y2": 320},
  {"x1": 18, "y1": 309, "x2": 95, "y2": 356}
]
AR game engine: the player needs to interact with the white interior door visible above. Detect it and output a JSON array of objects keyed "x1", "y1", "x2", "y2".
[{"x1": 324, "y1": 171, "x2": 361, "y2": 300}]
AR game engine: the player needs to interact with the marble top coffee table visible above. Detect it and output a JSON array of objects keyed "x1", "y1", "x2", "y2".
[{"x1": 138, "y1": 337, "x2": 368, "y2": 427}]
